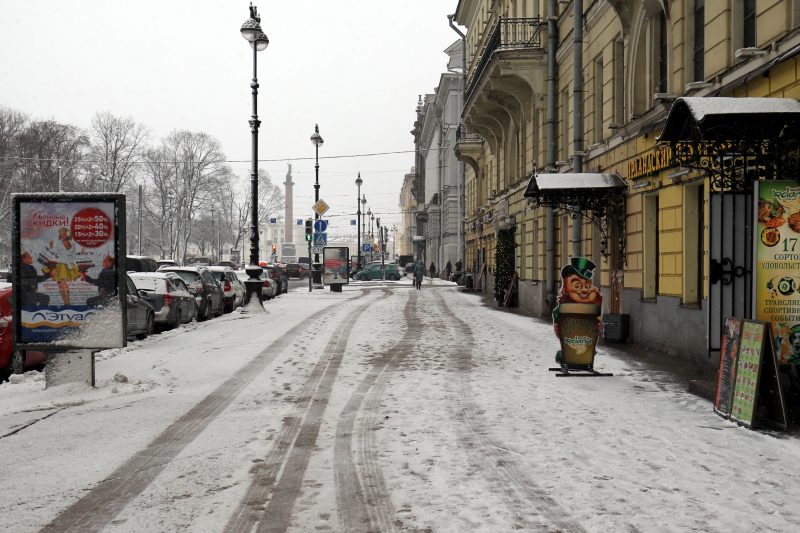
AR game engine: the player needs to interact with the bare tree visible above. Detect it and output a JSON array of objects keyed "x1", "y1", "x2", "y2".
[
  {"x1": 220, "y1": 169, "x2": 284, "y2": 260},
  {"x1": 14, "y1": 120, "x2": 89, "y2": 193},
  {"x1": 85, "y1": 111, "x2": 148, "y2": 192}
]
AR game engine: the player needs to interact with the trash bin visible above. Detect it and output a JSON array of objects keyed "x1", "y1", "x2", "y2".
[
  {"x1": 465, "y1": 273, "x2": 474, "y2": 289},
  {"x1": 603, "y1": 313, "x2": 630, "y2": 343},
  {"x1": 311, "y1": 262, "x2": 323, "y2": 286}
]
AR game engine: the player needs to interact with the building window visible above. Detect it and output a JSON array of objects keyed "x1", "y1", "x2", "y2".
[
  {"x1": 743, "y1": 0, "x2": 756, "y2": 48},
  {"x1": 693, "y1": 0, "x2": 705, "y2": 82},
  {"x1": 561, "y1": 88, "x2": 570, "y2": 161},
  {"x1": 644, "y1": 193, "x2": 660, "y2": 299},
  {"x1": 658, "y1": 11, "x2": 668, "y2": 94},
  {"x1": 614, "y1": 38, "x2": 624, "y2": 124},
  {"x1": 594, "y1": 57, "x2": 604, "y2": 143}
]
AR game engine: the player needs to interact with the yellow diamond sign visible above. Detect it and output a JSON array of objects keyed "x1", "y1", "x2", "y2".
[{"x1": 312, "y1": 199, "x2": 330, "y2": 216}]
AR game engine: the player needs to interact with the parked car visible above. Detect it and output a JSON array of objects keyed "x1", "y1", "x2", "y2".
[
  {"x1": 209, "y1": 266, "x2": 246, "y2": 312},
  {"x1": 355, "y1": 263, "x2": 402, "y2": 281},
  {"x1": 129, "y1": 272, "x2": 197, "y2": 330},
  {"x1": 285, "y1": 262, "x2": 308, "y2": 278},
  {"x1": 157, "y1": 259, "x2": 180, "y2": 269},
  {"x1": 262, "y1": 265, "x2": 288, "y2": 294},
  {"x1": 125, "y1": 274, "x2": 155, "y2": 339},
  {"x1": 0, "y1": 283, "x2": 46, "y2": 381},
  {"x1": 235, "y1": 269, "x2": 276, "y2": 301},
  {"x1": 214, "y1": 260, "x2": 240, "y2": 269},
  {"x1": 185, "y1": 257, "x2": 212, "y2": 267},
  {"x1": 159, "y1": 266, "x2": 224, "y2": 320},
  {"x1": 126, "y1": 255, "x2": 159, "y2": 273}
]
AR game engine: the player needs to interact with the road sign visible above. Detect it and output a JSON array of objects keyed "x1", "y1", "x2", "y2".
[
  {"x1": 312, "y1": 245, "x2": 324, "y2": 254},
  {"x1": 362, "y1": 243, "x2": 371, "y2": 252},
  {"x1": 312, "y1": 199, "x2": 329, "y2": 216},
  {"x1": 314, "y1": 219, "x2": 328, "y2": 233},
  {"x1": 314, "y1": 232, "x2": 328, "y2": 246}
]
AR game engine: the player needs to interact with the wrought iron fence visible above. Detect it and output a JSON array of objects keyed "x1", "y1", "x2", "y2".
[
  {"x1": 456, "y1": 123, "x2": 482, "y2": 143},
  {"x1": 466, "y1": 17, "x2": 544, "y2": 100}
]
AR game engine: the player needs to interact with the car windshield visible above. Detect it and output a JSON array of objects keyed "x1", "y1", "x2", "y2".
[
  {"x1": 172, "y1": 271, "x2": 201, "y2": 285},
  {"x1": 211, "y1": 271, "x2": 225, "y2": 282}
]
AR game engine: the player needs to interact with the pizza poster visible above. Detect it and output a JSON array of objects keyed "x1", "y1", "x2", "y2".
[
  {"x1": 16, "y1": 199, "x2": 123, "y2": 346},
  {"x1": 755, "y1": 180, "x2": 800, "y2": 364}
]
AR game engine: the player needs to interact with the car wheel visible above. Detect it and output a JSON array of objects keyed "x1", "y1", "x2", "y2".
[
  {"x1": 137, "y1": 313, "x2": 154, "y2": 340},
  {"x1": 0, "y1": 363, "x2": 10, "y2": 382},
  {"x1": 358, "y1": 274, "x2": 368, "y2": 281}
]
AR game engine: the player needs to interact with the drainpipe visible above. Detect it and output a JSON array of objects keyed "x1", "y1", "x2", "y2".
[
  {"x1": 449, "y1": 14, "x2": 467, "y2": 266},
  {"x1": 545, "y1": 0, "x2": 558, "y2": 309},
  {"x1": 572, "y1": 0, "x2": 585, "y2": 258}
]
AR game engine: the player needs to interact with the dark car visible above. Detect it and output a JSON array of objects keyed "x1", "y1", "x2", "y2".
[
  {"x1": 126, "y1": 255, "x2": 159, "y2": 273},
  {"x1": 129, "y1": 272, "x2": 198, "y2": 330},
  {"x1": 159, "y1": 266, "x2": 224, "y2": 320},
  {"x1": 285, "y1": 263, "x2": 307, "y2": 279},
  {"x1": 125, "y1": 274, "x2": 155, "y2": 340},
  {"x1": 0, "y1": 283, "x2": 46, "y2": 381}
]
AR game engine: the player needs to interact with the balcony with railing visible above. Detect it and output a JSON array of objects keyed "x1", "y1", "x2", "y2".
[
  {"x1": 456, "y1": 123, "x2": 482, "y2": 144},
  {"x1": 465, "y1": 17, "x2": 544, "y2": 101}
]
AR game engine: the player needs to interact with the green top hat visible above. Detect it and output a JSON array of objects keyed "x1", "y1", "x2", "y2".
[{"x1": 560, "y1": 257, "x2": 596, "y2": 281}]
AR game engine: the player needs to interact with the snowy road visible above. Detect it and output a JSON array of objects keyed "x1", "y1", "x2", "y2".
[{"x1": 1, "y1": 279, "x2": 800, "y2": 532}]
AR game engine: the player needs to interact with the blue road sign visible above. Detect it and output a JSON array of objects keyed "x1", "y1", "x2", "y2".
[
  {"x1": 314, "y1": 232, "x2": 328, "y2": 246},
  {"x1": 314, "y1": 219, "x2": 328, "y2": 233},
  {"x1": 362, "y1": 243, "x2": 371, "y2": 252}
]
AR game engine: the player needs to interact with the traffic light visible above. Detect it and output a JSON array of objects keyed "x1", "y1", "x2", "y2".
[
  {"x1": 271, "y1": 243, "x2": 277, "y2": 253},
  {"x1": 305, "y1": 219, "x2": 313, "y2": 241}
]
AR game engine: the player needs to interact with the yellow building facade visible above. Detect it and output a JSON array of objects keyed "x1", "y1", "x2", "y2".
[{"x1": 454, "y1": 0, "x2": 800, "y2": 361}]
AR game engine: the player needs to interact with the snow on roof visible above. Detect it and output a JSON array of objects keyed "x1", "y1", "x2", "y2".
[{"x1": 679, "y1": 97, "x2": 800, "y2": 121}]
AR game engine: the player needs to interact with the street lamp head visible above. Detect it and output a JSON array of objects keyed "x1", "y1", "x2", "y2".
[
  {"x1": 251, "y1": 31, "x2": 269, "y2": 51},
  {"x1": 367, "y1": 208, "x2": 372, "y2": 217},
  {"x1": 355, "y1": 172, "x2": 362, "y2": 188},
  {"x1": 361, "y1": 197, "x2": 367, "y2": 206},
  {"x1": 240, "y1": 17, "x2": 262, "y2": 42},
  {"x1": 310, "y1": 124, "x2": 324, "y2": 147}
]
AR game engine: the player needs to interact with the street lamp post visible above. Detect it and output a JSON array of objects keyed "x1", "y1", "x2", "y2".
[
  {"x1": 367, "y1": 208, "x2": 373, "y2": 262},
  {"x1": 240, "y1": 3, "x2": 269, "y2": 307},
  {"x1": 355, "y1": 172, "x2": 362, "y2": 270},
  {"x1": 310, "y1": 124, "x2": 324, "y2": 286}
]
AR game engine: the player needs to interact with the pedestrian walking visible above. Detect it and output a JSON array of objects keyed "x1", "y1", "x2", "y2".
[
  {"x1": 413, "y1": 260, "x2": 425, "y2": 290},
  {"x1": 429, "y1": 262, "x2": 436, "y2": 279},
  {"x1": 445, "y1": 260, "x2": 452, "y2": 280}
]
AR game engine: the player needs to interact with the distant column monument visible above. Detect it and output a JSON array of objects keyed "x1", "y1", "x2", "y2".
[{"x1": 282, "y1": 163, "x2": 297, "y2": 262}]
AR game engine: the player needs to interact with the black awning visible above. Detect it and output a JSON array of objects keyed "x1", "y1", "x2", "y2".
[
  {"x1": 524, "y1": 172, "x2": 627, "y2": 203},
  {"x1": 524, "y1": 172, "x2": 627, "y2": 259},
  {"x1": 658, "y1": 97, "x2": 800, "y2": 142}
]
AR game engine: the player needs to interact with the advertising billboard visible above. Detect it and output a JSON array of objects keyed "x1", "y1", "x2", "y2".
[
  {"x1": 754, "y1": 181, "x2": 800, "y2": 364},
  {"x1": 323, "y1": 247, "x2": 349, "y2": 285},
  {"x1": 12, "y1": 194, "x2": 126, "y2": 349}
]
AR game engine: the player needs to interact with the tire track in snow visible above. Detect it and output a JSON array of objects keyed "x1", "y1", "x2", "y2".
[
  {"x1": 433, "y1": 290, "x2": 586, "y2": 532},
  {"x1": 225, "y1": 289, "x2": 392, "y2": 533},
  {"x1": 42, "y1": 297, "x2": 362, "y2": 533},
  {"x1": 334, "y1": 289, "x2": 423, "y2": 532}
]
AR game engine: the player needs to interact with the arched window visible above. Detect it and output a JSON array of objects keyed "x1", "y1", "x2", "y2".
[
  {"x1": 743, "y1": 0, "x2": 756, "y2": 48},
  {"x1": 658, "y1": 11, "x2": 668, "y2": 93}
]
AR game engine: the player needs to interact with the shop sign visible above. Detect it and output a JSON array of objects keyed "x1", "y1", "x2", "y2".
[
  {"x1": 754, "y1": 181, "x2": 800, "y2": 364},
  {"x1": 626, "y1": 146, "x2": 674, "y2": 181}
]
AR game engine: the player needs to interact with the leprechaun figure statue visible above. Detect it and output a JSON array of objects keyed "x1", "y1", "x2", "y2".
[{"x1": 552, "y1": 257, "x2": 603, "y2": 366}]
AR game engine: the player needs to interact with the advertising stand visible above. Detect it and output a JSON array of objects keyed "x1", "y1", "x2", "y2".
[
  {"x1": 323, "y1": 247, "x2": 349, "y2": 293},
  {"x1": 11, "y1": 193, "x2": 127, "y2": 387}
]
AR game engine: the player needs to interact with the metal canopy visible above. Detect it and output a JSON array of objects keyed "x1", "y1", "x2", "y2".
[
  {"x1": 659, "y1": 97, "x2": 800, "y2": 142},
  {"x1": 658, "y1": 97, "x2": 800, "y2": 193},
  {"x1": 524, "y1": 172, "x2": 627, "y2": 259}
]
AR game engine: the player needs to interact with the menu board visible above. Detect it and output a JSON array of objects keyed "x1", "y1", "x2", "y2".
[
  {"x1": 731, "y1": 321, "x2": 765, "y2": 426},
  {"x1": 714, "y1": 317, "x2": 741, "y2": 417}
]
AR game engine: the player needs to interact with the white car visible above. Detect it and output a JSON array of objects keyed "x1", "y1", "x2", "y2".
[
  {"x1": 209, "y1": 266, "x2": 246, "y2": 312},
  {"x1": 235, "y1": 269, "x2": 276, "y2": 301}
]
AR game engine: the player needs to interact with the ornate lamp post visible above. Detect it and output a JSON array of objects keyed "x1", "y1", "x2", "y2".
[
  {"x1": 369, "y1": 209, "x2": 374, "y2": 262},
  {"x1": 355, "y1": 172, "x2": 363, "y2": 270},
  {"x1": 310, "y1": 124, "x2": 324, "y2": 285},
  {"x1": 240, "y1": 3, "x2": 269, "y2": 306},
  {"x1": 361, "y1": 196, "x2": 367, "y2": 260}
]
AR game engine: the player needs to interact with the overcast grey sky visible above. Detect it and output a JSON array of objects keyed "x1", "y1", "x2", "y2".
[{"x1": 0, "y1": 0, "x2": 461, "y2": 233}]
